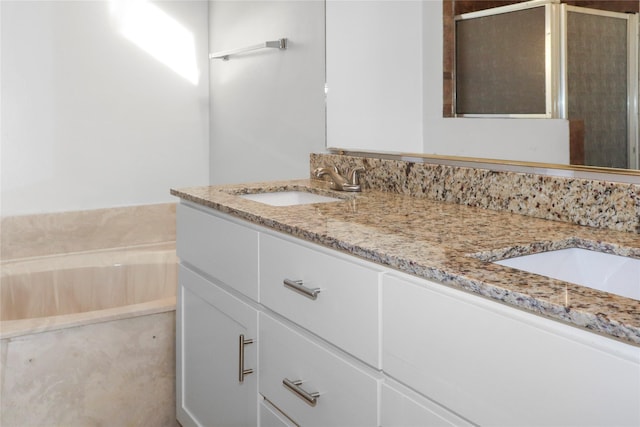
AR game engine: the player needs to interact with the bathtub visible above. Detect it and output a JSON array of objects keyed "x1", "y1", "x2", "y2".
[{"x1": 0, "y1": 243, "x2": 178, "y2": 426}]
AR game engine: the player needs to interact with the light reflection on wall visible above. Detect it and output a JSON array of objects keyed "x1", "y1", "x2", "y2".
[{"x1": 110, "y1": 0, "x2": 200, "y2": 85}]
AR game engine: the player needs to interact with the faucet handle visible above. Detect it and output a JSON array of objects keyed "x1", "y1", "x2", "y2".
[
  {"x1": 348, "y1": 167, "x2": 365, "y2": 186},
  {"x1": 313, "y1": 166, "x2": 341, "y2": 179}
]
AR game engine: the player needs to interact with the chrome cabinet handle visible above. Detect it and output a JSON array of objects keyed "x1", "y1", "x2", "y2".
[
  {"x1": 283, "y1": 279, "x2": 321, "y2": 300},
  {"x1": 238, "y1": 334, "x2": 254, "y2": 383},
  {"x1": 282, "y1": 378, "x2": 320, "y2": 407}
]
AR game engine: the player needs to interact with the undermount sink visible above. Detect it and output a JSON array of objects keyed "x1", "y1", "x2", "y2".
[
  {"x1": 239, "y1": 190, "x2": 343, "y2": 206},
  {"x1": 495, "y1": 248, "x2": 640, "y2": 300}
]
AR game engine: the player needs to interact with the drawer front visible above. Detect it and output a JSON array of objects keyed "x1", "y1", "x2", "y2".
[
  {"x1": 260, "y1": 233, "x2": 381, "y2": 367},
  {"x1": 177, "y1": 203, "x2": 259, "y2": 300},
  {"x1": 383, "y1": 274, "x2": 640, "y2": 427},
  {"x1": 259, "y1": 313, "x2": 380, "y2": 427},
  {"x1": 381, "y1": 380, "x2": 471, "y2": 427},
  {"x1": 259, "y1": 399, "x2": 297, "y2": 427}
]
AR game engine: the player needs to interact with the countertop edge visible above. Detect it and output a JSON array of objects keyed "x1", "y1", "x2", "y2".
[{"x1": 171, "y1": 186, "x2": 640, "y2": 347}]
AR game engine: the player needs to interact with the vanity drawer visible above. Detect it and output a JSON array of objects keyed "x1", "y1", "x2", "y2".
[
  {"x1": 259, "y1": 313, "x2": 381, "y2": 427},
  {"x1": 382, "y1": 273, "x2": 640, "y2": 427},
  {"x1": 176, "y1": 203, "x2": 259, "y2": 300},
  {"x1": 381, "y1": 379, "x2": 471, "y2": 427},
  {"x1": 259, "y1": 399, "x2": 297, "y2": 427},
  {"x1": 260, "y1": 233, "x2": 382, "y2": 367}
]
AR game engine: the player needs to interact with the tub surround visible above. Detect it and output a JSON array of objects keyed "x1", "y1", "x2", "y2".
[
  {"x1": 1, "y1": 202, "x2": 179, "y2": 338},
  {"x1": 1, "y1": 203, "x2": 176, "y2": 260},
  {"x1": 1, "y1": 312, "x2": 177, "y2": 427},
  {"x1": 1, "y1": 202, "x2": 178, "y2": 426},
  {"x1": 171, "y1": 175, "x2": 640, "y2": 346},
  {"x1": 0, "y1": 243, "x2": 177, "y2": 340},
  {"x1": 311, "y1": 153, "x2": 640, "y2": 233}
]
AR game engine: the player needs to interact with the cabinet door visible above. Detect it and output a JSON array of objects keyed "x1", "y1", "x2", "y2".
[{"x1": 177, "y1": 265, "x2": 258, "y2": 427}]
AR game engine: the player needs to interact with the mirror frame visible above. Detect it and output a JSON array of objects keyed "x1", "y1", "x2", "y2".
[
  {"x1": 329, "y1": 147, "x2": 640, "y2": 178},
  {"x1": 441, "y1": 0, "x2": 640, "y2": 176}
]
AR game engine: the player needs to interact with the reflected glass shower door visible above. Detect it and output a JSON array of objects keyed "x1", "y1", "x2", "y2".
[
  {"x1": 565, "y1": 6, "x2": 638, "y2": 169},
  {"x1": 455, "y1": 5, "x2": 548, "y2": 116}
]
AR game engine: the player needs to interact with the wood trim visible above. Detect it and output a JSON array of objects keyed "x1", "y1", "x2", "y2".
[
  {"x1": 564, "y1": 1, "x2": 638, "y2": 13},
  {"x1": 454, "y1": 0, "x2": 637, "y2": 15},
  {"x1": 442, "y1": 0, "x2": 455, "y2": 118},
  {"x1": 569, "y1": 120, "x2": 585, "y2": 165}
]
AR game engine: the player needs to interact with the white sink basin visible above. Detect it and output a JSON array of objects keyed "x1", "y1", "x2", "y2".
[
  {"x1": 239, "y1": 191, "x2": 343, "y2": 206},
  {"x1": 495, "y1": 248, "x2": 640, "y2": 300}
]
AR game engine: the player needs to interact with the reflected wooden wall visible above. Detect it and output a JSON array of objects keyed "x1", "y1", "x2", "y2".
[{"x1": 453, "y1": 0, "x2": 638, "y2": 15}]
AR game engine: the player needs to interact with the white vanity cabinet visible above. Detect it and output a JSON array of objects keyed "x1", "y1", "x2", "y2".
[
  {"x1": 176, "y1": 200, "x2": 640, "y2": 427},
  {"x1": 382, "y1": 273, "x2": 640, "y2": 427},
  {"x1": 176, "y1": 202, "x2": 384, "y2": 426}
]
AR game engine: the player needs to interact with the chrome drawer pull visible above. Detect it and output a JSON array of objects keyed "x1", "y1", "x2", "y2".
[
  {"x1": 238, "y1": 334, "x2": 254, "y2": 383},
  {"x1": 283, "y1": 279, "x2": 321, "y2": 300},
  {"x1": 282, "y1": 378, "x2": 320, "y2": 407}
]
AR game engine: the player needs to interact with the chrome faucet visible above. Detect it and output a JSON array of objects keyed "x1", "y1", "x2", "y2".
[{"x1": 313, "y1": 166, "x2": 364, "y2": 192}]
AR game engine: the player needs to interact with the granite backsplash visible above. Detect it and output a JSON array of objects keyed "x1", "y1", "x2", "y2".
[{"x1": 310, "y1": 153, "x2": 640, "y2": 234}]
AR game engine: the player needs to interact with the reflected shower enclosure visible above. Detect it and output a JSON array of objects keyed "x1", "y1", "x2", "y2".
[{"x1": 454, "y1": 1, "x2": 639, "y2": 169}]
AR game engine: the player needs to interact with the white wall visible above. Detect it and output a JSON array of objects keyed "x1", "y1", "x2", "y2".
[
  {"x1": 326, "y1": 0, "x2": 569, "y2": 164},
  {"x1": 1, "y1": 0, "x2": 210, "y2": 216},
  {"x1": 326, "y1": 0, "x2": 424, "y2": 153},
  {"x1": 208, "y1": 1, "x2": 326, "y2": 184}
]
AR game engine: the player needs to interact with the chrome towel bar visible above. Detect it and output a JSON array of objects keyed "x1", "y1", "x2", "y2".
[{"x1": 209, "y1": 38, "x2": 287, "y2": 61}]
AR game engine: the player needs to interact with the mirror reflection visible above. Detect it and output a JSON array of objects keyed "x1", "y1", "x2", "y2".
[
  {"x1": 323, "y1": 0, "x2": 639, "y2": 174},
  {"x1": 444, "y1": 0, "x2": 639, "y2": 170}
]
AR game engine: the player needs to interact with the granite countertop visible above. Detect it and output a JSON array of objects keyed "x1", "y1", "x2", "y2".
[{"x1": 171, "y1": 179, "x2": 640, "y2": 346}]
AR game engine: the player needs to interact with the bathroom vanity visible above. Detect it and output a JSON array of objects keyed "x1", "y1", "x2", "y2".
[{"x1": 172, "y1": 178, "x2": 640, "y2": 427}]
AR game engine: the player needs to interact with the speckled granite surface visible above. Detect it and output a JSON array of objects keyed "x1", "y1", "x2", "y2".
[
  {"x1": 311, "y1": 153, "x2": 640, "y2": 233},
  {"x1": 171, "y1": 179, "x2": 640, "y2": 346}
]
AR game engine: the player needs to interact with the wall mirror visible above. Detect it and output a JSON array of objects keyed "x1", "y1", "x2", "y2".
[
  {"x1": 325, "y1": 0, "x2": 639, "y2": 176},
  {"x1": 443, "y1": 0, "x2": 639, "y2": 171}
]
